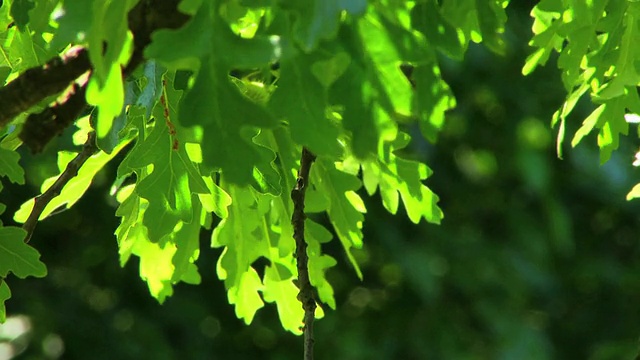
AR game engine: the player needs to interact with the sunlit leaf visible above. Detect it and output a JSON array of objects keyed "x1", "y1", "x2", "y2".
[{"x1": 14, "y1": 138, "x2": 131, "y2": 223}]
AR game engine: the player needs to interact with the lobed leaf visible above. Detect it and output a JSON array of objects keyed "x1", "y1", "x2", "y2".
[
  {"x1": 0, "y1": 227, "x2": 47, "y2": 279},
  {"x1": 312, "y1": 160, "x2": 366, "y2": 279},
  {"x1": 0, "y1": 279, "x2": 9, "y2": 323},
  {"x1": 0, "y1": 147, "x2": 24, "y2": 184},
  {"x1": 14, "y1": 136, "x2": 131, "y2": 224},
  {"x1": 361, "y1": 132, "x2": 443, "y2": 225},
  {"x1": 525, "y1": 0, "x2": 640, "y2": 163}
]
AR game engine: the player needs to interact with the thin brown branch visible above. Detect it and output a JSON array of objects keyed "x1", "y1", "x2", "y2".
[
  {"x1": 291, "y1": 147, "x2": 318, "y2": 360},
  {"x1": 22, "y1": 131, "x2": 98, "y2": 243}
]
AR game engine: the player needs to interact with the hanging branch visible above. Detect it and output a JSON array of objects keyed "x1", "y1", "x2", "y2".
[
  {"x1": 291, "y1": 147, "x2": 318, "y2": 360},
  {"x1": 22, "y1": 131, "x2": 99, "y2": 243}
]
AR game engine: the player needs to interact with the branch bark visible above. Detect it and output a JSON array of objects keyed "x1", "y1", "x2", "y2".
[
  {"x1": 0, "y1": 46, "x2": 90, "y2": 129},
  {"x1": 1, "y1": 0, "x2": 190, "y2": 152},
  {"x1": 291, "y1": 147, "x2": 318, "y2": 360}
]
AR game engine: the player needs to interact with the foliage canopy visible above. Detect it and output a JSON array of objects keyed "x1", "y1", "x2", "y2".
[{"x1": 0, "y1": 0, "x2": 640, "y2": 345}]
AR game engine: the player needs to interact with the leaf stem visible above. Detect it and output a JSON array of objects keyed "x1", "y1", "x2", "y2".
[
  {"x1": 22, "y1": 132, "x2": 98, "y2": 243},
  {"x1": 291, "y1": 147, "x2": 317, "y2": 360}
]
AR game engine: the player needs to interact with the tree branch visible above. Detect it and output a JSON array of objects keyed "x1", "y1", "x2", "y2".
[
  {"x1": 19, "y1": 81, "x2": 88, "y2": 153},
  {"x1": 0, "y1": 46, "x2": 90, "y2": 129},
  {"x1": 2, "y1": 0, "x2": 191, "y2": 153},
  {"x1": 22, "y1": 131, "x2": 99, "y2": 243},
  {"x1": 291, "y1": 147, "x2": 318, "y2": 360}
]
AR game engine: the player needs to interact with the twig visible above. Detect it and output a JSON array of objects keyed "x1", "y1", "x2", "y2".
[
  {"x1": 291, "y1": 147, "x2": 318, "y2": 360},
  {"x1": 22, "y1": 131, "x2": 99, "y2": 243}
]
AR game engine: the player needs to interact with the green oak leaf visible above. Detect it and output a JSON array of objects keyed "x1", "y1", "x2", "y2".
[
  {"x1": 329, "y1": 53, "x2": 378, "y2": 159},
  {"x1": 115, "y1": 190, "x2": 204, "y2": 302},
  {"x1": 14, "y1": 139, "x2": 131, "y2": 224},
  {"x1": 85, "y1": 0, "x2": 137, "y2": 138},
  {"x1": 171, "y1": 196, "x2": 203, "y2": 284},
  {"x1": 227, "y1": 268, "x2": 264, "y2": 324},
  {"x1": 125, "y1": 119, "x2": 209, "y2": 241},
  {"x1": 0, "y1": 24, "x2": 41, "y2": 72},
  {"x1": 198, "y1": 176, "x2": 233, "y2": 220},
  {"x1": 133, "y1": 232, "x2": 177, "y2": 303},
  {"x1": 262, "y1": 264, "x2": 304, "y2": 334},
  {"x1": 312, "y1": 159, "x2": 365, "y2": 279},
  {"x1": 361, "y1": 132, "x2": 443, "y2": 224},
  {"x1": 144, "y1": 0, "x2": 211, "y2": 71},
  {"x1": 0, "y1": 279, "x2": 10, "y2": 323},
  {"x1": 357, "y1": 13, "x2": 414, "y2": 118},
  {"x1": 9, "y1": 0, "x2": 34, "y2": 30},
  {"x1": 212, "y1": 182, "x2": 305, "y2": 331},
  {"x1": 147, "y1": 3, "x2": 281, "y2": 187},
  {"x1": 269, "y1": 48, "x2": 342, "y2": 157},
  {"x1": 413, "y1": 63, "x2": 457, "y2": 143},
  {"x1": 411, "y1": 0, "x2": 465, "y2": 60},
  {"x1": 0, "y1": 227, "x2": 47, "y2": 278},
  {"x1": 287, "y1": 0, "x2": 367, "y2": 51},
  {"x1": 305, "y1": 220, "x2": 337, "y2": 309},
  {"x1": 146, "y1": 1, "x2": 278, "y2": 71},
  {"x1": 213, "y1": 184, "x2": 271, "y2": 322},
  {"x1": 50, "y1": 0, "x2": 94, "y2": 50},
  {"x1": 180, "y1": 59, "x2": 279, "y2": 186},
  {"x1": 114, "y1": 187, "x2": 142, "y2": 266},
  {"x1": 0, "y1": 147, "x2": 24, "y2": 184}
]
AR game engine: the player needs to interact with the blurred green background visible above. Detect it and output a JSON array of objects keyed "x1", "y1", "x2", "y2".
[{"x1": 3, "y1": 2, "x2": 640, "y2": 359}]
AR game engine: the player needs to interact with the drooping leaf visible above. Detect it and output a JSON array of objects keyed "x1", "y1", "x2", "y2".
[
  {"x1": 413, "y1": 63, "x2": 457, "y2": 143},
  {"x1": 9, "y1": 0, "x2": 34, "y2": 30},
  {"x1": 133, "y1": 233, "x2": 178, "y2": 303},
  {"x1": 288, "y1": 0, "x2": 367, "y2": 52},
  {"x1": 124, "y1": 118, "x2": 209, "y2": 241},
  {"x1": 180, "y1": 59, "x2": 279, "y2": 185},
  {"x1": 171, "y1": 195, "x2": 203, "y2": 284},
  {"x1": 0, "y1": 279, "x2": 10, "y2": 323},
  {"x1": 14, "y1": 138, "x2": 131, "y2": 223},
  {"x1": 212, "y1": 184, "x2": 271, "y2": 324},
  {"x1": 262, "y1": 264, "x2": 304, "y2": 334},
  {"x1": 411, "y1": 0, "x2": 465, "y2": 60},
  {"x1": 361, "y1": 132, "x2": 443, "y2": 224},
  {"x1": 50, "y1": 0, "x2": 94, "y2": 50},
  {"x1": 269, "y1": 45, "x2": 342, "y2": 157},
  {"x1": 0, "y1": 227, "x2": 47, "y2": 278},
  {"x1": 227, "y1": 267, "x2": 264, "y2": 324},
  {"x1": 312, "y1": 159, "x2": 365, "y2": 279},
  {"x1": 0, "y1": 147, "x2": 24, "y2": 184}
]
